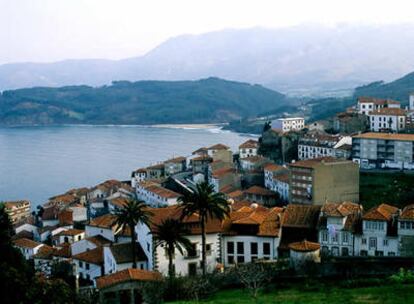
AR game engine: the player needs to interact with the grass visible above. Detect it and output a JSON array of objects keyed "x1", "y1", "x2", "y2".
[
  {"x1": 360, "y1": 171, "x2": 414, "y2": 210},
  {"x1": 169, "y1": 284, "x2": 414, "y2": 304}
]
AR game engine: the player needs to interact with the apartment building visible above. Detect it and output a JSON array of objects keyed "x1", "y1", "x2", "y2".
[
  {"x1": 367, "y1": 108, "x2": 407, "y2": 132},
  {"x1": 4, "y1": 200, "x2": 31, "y2": 223},
  {"x1": 298, "y1": 133, "x2": 352, "y2": 160},
  {"x1": 352, "y1": 132, "x2": 414, "y2": 170},
  {"x1": 271, "y1": 117, "x2": 305, "y2": 132},
  {"x1": 289, "y1": 157, "x2": 359, "y2": 205}
]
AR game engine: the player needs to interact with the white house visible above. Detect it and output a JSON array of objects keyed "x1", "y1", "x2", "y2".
[
  {"x1": 71, "y1": 235, "x2": 112, "y2": 256},
  {"x1": 356, "y1": 204, "x2": 399, "y2": 257},
  {"x1": 318, "y1": 202, "x2": 362, "y2": 257},
  {"x1": 85, "y1": 214, "x2": 120, "y2": 242},
  {"x1": 264, "y1": 163, "x2": 289, "y2": 202},
  {"x1": 136, "y1": 206, "x2": 222, "y2": 276},
  {"x1": 367, "y1": 108, "x2": 407, "y2": 132},
  {"x1": 103, "y1": 243, "x2": 148, "y2": 274},
  {"x1": 239, "y1": 139, "x2": 258, "y2": 159},
  {"x1": 357, "y1": 97, "x2": 401, "y2": 115},
  {"x1": 164, "y1": 156, "x2": 187, "y2": 176},
  {"x1": 131, "y1": 168, "x2": 147, "y2": 188},
  {"x1": 33, "y1": 245, "x2": 55, "y2": 277},
  {"x1": 397, "y1": 204, "x2": 414, "y2": 257},
  {"x1": 207, "y1": 144, "x2": 230, "y2": 157},
  {"x1": 52, "y1": 228, "x2": 85, "y2": 246},
  {"x1": 298, "y1": 133, "x2": 352, "y2": 160},
  {"x1": 136, "y1": 181, "x2": 182, "y2": 207},
  {"x1": 221, "y1": 205, "x2": 283, "y2": 267},
  {"x1": 73, "y1": 247, "x2": 105, "y2": 285},
  {"x1": 271, "y1": 117, "x2": 305, "y2": 132},
  {"x1": 13, "y1": 238, "x2": 45, "y2": 259}
]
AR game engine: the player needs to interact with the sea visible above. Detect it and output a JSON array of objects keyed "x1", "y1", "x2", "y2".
[{"x1": 0, "y1": 125, "x2": 254, "y2": 209}]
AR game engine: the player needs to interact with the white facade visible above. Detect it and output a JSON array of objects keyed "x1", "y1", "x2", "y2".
[
  {"x1": 85, "y1": 225, "x2": 117, "y2": 242},
  {"x1": 410, "y1": 93, "x2": 414, "y2": 110},
  {"x1": 103, "y1": 246, "x2": 148, "y2": 274},
  {"x1": 221, "y1": 236, "x2": 279, "y2": 267},
  {"x1": 319, "y1": 217, "x2": 355, "y2": 257},
  {"x1": 356, "y1": 220, "x2": 398, "y2": 256},
  {"x1": 73, "y1": 259, "x2": 103, "y2": 284},
  {"x1": 15, "y1": 243, "x2": 44, "y2": 260},
  {"x1": 271, "y1": 117, "x2": 305, "y2": 132},
  {"x1": 71, "y1": 238, "x2": 100, "y2": 256},
  {"x1": 368, "y1": 113, "x2": 406, "y2": 132},
  {"x1": 131, "y1": 170, "x2": 147, "y2": 188},
  {"x1": 136, "y1": 183, "x2": 181, "y2": 207},
  {"x1": 357, "y1": 99, "x2": 401, "y2": 115},
  {"x1": 298, "y1": 137, "x2": 351, "y2": 160}
]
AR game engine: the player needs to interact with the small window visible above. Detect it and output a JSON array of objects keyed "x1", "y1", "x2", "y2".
[
  {"x1": 237, "y1": 242, "x2": 244, "y2": 254},
  {"x1": 237, "y1": 256, "x2": 245, "y2": 264},
  {"x1": 263, "y1": 242, "x2": 270, "y2": 255},
  {"x1": 250, "y1": 242, "x2": 258, "y2": 255},
  {"x1": 86, "y1": 263, "x2": 90, "y2": 270},
  {"x1": 383, "y1": 239, "x2": 388, "y2": 246},
  {"x1": 227, "y1": 256, "x2": 234, "y2": 264},
  {"x1": 79, "y1": 261, "x2": 83, "y2": 268},
  {"x1": 227, "y1": 242, "x2": 234, "y2": 254}
]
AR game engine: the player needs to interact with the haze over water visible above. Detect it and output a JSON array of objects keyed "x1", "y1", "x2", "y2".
[{"x1": 0, "y1": 125, "x2": 252, "y2": 209}]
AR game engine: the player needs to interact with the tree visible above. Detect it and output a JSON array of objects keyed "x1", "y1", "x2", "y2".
[
  {"x1": 234, "y1": 263, "x2": 270, "y2": 303},
  {"x1": 114, "y1": 199, "x2": 152, "y2": 268},
  {"x1": 178, "y1": 182, "x2": 230, "y2": 276},
  {"x1": 153, "y1": 218, "x2": 192, "y2": 278}
]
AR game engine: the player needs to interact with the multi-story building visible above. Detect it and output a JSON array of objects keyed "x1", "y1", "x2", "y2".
[
  {"x1": 239, "y1": 139, "x2": 258, "y2": 158},
  {"x1": 367, "y1": 108, "x2": 407, "y2": 132},
  {"x1": 352, "y1": 132, "x2": 414, "y2": 170},
  {"x1": 264, "y1": 163, "x2": 290, "y2": 202},
  {"x1": 357, "y1": 97, "x2": 401, "y2": 115},
  {"x1": 333, "y1": 112, "x2": 369, "y2": 134},
  {"x1": 298, "y1": 133, "x2": 352, "y2": 160},
  {"x1": 318, "y1": 202, "x2": 362, "y2": 256},
  {"x1": 210, "y1": 167, "x2": 241, "y2": 193},
  {"x1": 397, "y1": 204, "x2": 414, "y2": 257},
  {"x1": 356, "y1": 204, "x2": 399, "y2": 257},
  {"x1": 3, "y1": 200, "x2": 31, "y2": 223},
  {"x1": 289, "y1": 157, "x2": 359, "y2": 205},
  {"x1": 207, "y1": 143, "x2": 230, "y2": 157},
  {"x1": 164, "y1": 156, "x2": 187, "y2": 176},
  {"x1": 131, "y1": 168, "x2": 147, "y2": 188},
  {"x1": 221, "y1": 205, "x2": 283, "y2": 266},
  {"x1": 136, "y1": 181, "x2": 182, "y2": 207},
  {"x1": 271, "y1": 117, "x2": 305, "y2": 132}
]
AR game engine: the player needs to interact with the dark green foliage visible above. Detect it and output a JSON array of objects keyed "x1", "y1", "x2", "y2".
[
  {"x1": 354, "y1": 72, "x2": 414, "y2": 104},
  {"x1": 139, "y1": 281, "x2": 166, "y2": 304},
  {"x1": 307, "y1": 97, "x2": 355, "y2": 123},
  {"x1": 113, "y1": 199, "x2": 152, "y2": 268},
  {"x1": 178, "y1": 182, "x2": 230, "y2": 276},
  {"x1": 0, "y1": 78, "x2": 287, "y2": 126}
]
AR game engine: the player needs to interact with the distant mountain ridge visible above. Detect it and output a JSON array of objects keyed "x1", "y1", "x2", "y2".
[
  {"x1": 0, "y1": 77, "x2": 287, "y2": 126},
  {"x1": 2, "y1": 24, "x2": 414, "y2": 95}
]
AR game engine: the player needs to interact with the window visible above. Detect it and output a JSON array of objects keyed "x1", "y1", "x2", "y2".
[
  {"x1": 263, "y1": 242, "x2": 270, "y2": 255},
  {"x1": 362, "y1": 238, "x2": 367, "y2": 245},
  {"x1": 147, "y1": 242, "x2": 151, "y2": 252},
  {"x1": 79, "y1": 261, "x2": 83, "y2": 268},
  {"x1": 375, "y1": 251, "x2": 384, "y2": 256},
  {"x1": 206, "y1": 244, "x2": 212, "y2": 255},
  {"x1": 342, "y1": 232, "x2": 349, "y2": 244},
  {"x1": 322, "y1": 232, "x2": 328, "y2": 243},
  {"x1": 188, "y1": 263, "x2": 197, "y2": 276},
  {"x1": 331, "y1": 247, "x2": 339, "y2": 256},
  {"x1": 332, "y1": 233, "x2": 338, "y2": 243},
  {"x1": 86, "y1": 263, "x2": 90, "y2": 270},
  {"x1": 341, "y1": 247, "x2": 349, "y2": 256},
  {"x1": 250, "y1": 242, "x2": 258, "y2": 255},
  {"x1": 360, "y1": 250, "x2": 368, "y2": 256},
  {"x1": 237, "y1": 242, "x2": 244, "y2": 254},
  {"x1": 227, "y1": 242, "x2": 234, "y2": 254},
  {"x1": 388, "y1": 252, "x2": 396, "y2": 256},
  {"x1": 369, "y1": 238, "x2": 377, "y2": 249},
  {"x1": 237, "y1": 256, "x2": 245, "y2": 264},
  {"x1": 383, "y1": 239, "x2": 388, "y2": 246},
  {"x1": 227, "y1": 256, "x2": 234, "y2": 264}
]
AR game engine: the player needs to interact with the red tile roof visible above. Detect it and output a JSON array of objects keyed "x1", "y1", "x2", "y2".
[
  {"x1": 139, "y1": 181, "x2": 182, "y2": 199},
  {"x1": 13, "y1": 238, "x2": 43, "y2": 249},
  {"x1": 369, "y1": 108, "x2": 406, "y2": 116},
  {"x1": 164, "y1": 156, "x2": 186, "y2": 163},
  {"x1": 283, "y1": 204, "x2": 322, "y2": 228},
  {"x1": 289, "y1": 157, "x2": 343, "y2": 169},
  {"x1": 400, "y1": 205, "x2": 414, "y2": 220},
  {"x1": 289, "y1": 240, "x2": 320, "y2": 252},
  {"x1": 264, "y1": 163, "x2": 285, "y2": 172},
  {"x1": 353, "y1": 132, "x2": 414, "y2": 142},
  {"x1": 244, "y1": 186, "x2": 277, "y2": 196},
  {"x1": 56, "y1": 228, "x2": 84, "y2": 236},
  {"x1": 239, "y1": 139, "x2": 258, "y2": 149},
  {"x1": 212, "y1": 167, "x2": 236, "y2": 178},
  {"x1": 358, "y1": 96, "x2": 400, "y2": 105},
  {"x1": 96, "y1": 269, "x2": 162, "y2": 289},
  {"x1": 273, "y1": 172, "x2": 289, "y2": 183},
  {"x1": 33, "y1": 245, "x2": 55, "y2": 259},
  {"x1": 72, "y1": 247, "x2": 103, "y2": 265},
  {"x1": 208, "y1": 143, "x2": 230, "y2": 150},
  {"x1": 58, "y1": 209, "x2": 73, "y2": 226},
  {"x1": 88, "y1": 214, "x2": 117, "y2": 229},
  {"x1": 363, "y1": 203, "x2": 399, "y2": 221}
]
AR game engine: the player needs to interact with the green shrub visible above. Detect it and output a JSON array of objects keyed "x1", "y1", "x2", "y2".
[{"x1": 389, "y1": 268, "x2": 414, "y2": 284}]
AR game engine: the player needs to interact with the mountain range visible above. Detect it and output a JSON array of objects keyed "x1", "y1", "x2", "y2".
[
  {"x1": 2, "y1": 24, "x2": 414, "y2": 95},
  {"x1": 0, "y1": 77, "x2": 288, "y2": 126}
]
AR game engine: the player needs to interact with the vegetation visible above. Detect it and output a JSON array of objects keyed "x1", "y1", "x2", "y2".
[
  {"x1": 0, "y1": 78, "x2": 287, "y2": 126},
  {"x1": 306, "y1": 96, "x2": 355, "y2": 123},
  {"x1": 113, "y1": 199, "x2": 152, "y2": 268},
  {"x1": 178, "y1": 182, "x2": 230, "y2": 276},
  {"x1": 153, "y1": 218, "x2": 192, "y2": 278},
  {"x1": 169, "y1": 283, "x2": 414, "y2": 304},
  {"x1": 354, "y1": 72, "x2": 414, "y2": 104},
  {"x1": 360, "y1": 171, "x2": 414, "y2": 210}
]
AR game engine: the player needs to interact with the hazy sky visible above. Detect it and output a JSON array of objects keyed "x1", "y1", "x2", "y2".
[{"x1": 1, "y1": 0, "x2": 414, "y2": 64}]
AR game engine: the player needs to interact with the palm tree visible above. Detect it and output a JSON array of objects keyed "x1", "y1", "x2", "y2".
[
  {"x1": 113, "y1": 199, "x2": 152, "y2": 268},
  {"x1": 153, "y1": 218, "x2": 192, "y2": 278},
  {"x1": 178, "y1": 181, "x2": 230, "y2": 275}
]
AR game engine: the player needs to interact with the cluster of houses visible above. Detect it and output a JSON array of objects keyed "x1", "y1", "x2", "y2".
[{"x1": 5, "y1": 92, "x2": 414, "y2": 301}]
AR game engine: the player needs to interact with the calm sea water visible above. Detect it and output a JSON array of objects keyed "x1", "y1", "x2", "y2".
[{"x1": 0, "y1": 125, "x2": 252, "y2": 209}]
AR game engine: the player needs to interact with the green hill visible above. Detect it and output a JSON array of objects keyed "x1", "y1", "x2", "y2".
[
  {"x1": 354, "y1": 71, "x2": 414, "y2": 104},
  {"x1": 0, "y1": 78, "x2": 288, "y2": 126}
]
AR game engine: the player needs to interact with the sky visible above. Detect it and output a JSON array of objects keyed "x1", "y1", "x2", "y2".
[{"x1": 1, "y1": 0, "x2": 414, "y2": 65}]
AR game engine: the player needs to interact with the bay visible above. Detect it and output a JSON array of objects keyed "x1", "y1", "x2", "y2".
[{"x1": 0, "y1": 125, "x2": 253, "y2": 209}]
